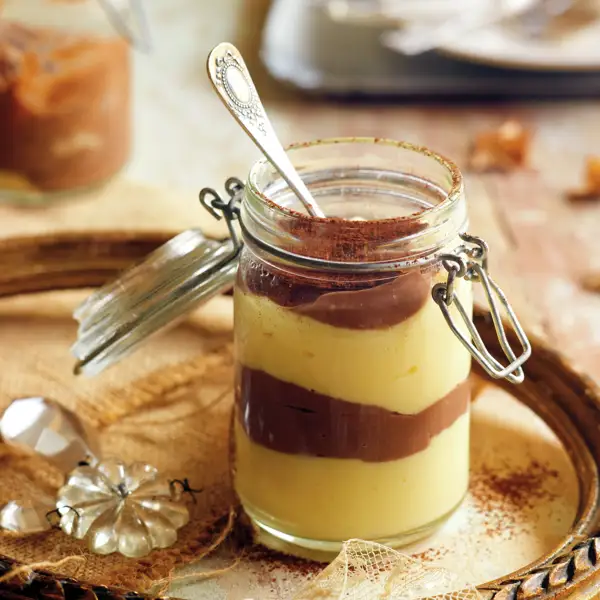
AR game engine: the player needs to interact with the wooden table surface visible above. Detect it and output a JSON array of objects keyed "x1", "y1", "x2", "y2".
[{"x1": 1, "y1": 0, "x2": 600, "y2": 381}]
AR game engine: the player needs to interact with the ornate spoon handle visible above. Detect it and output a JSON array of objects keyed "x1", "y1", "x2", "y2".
[{"x1": 207, "y1": 42, "x2": 325, "y2": 218}]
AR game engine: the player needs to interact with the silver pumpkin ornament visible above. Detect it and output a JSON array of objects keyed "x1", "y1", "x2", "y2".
[
  {"x1": 0, "y1": 398, "x2": 192, "y2": 557},
  {"x1": 57, "y1": 459, "x2": 190, "y2": 558}
]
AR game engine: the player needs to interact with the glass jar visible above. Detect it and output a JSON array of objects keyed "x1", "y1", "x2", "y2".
[
  {"x1": 0, "y1": 0, "x2": 132, "y2": 204},
  {"x1": 72, "y1": 138, "x2": 531, "y2": 556},
  {"x1": 233, "y1": 139, "x2": 474, "y2": 551}
]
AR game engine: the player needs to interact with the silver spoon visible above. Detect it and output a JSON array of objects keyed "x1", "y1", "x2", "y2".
[{"x1": 207, "y1": 42, "x2": 325, "y2": 218}]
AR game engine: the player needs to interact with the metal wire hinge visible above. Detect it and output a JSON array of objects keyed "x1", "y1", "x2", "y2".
[
  {"x1": 432, "y1": 233, "x2": 531, "y2": 384},
  {"x1": 198, "y1": 177, "x2": 244, "y2": 254}
]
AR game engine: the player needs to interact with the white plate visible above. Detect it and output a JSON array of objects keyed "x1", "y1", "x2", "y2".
[
  {"x1": 326, "y1": 0, "x2": 483, "y2": 25},
  {"x1": 383, "y1": 2, "x2": 600, "y2": 71},
  {"x1": 262, "y1": 0, "x2": 600, "y2": 96}
]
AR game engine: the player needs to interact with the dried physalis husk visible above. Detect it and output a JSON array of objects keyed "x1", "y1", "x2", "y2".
[
  {"x1": 580, "y1": 271, "x2": 600, "y2": 293},
  {"x1": 566, "y1": 156, "x2": 600, "y2": 201},
  {"x1": 468, "y1": 120, "x2": 531, "y2": 173}
]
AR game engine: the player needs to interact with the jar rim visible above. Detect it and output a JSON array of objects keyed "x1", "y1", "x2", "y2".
[{"x1": 246, "y1": 137, "x2": 463, "y2": 224}]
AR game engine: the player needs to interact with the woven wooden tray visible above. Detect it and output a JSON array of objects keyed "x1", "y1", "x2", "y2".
[{"x1": 0, "y1": 233, "x2": 599, "y2": 600}]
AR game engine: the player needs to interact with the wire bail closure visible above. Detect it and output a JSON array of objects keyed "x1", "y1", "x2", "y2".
[
  {"x1": 201, "y1": 180, "x2": 531, "y2": 385},
  {"x1": 198, "y1": 176, "x2": 244, "y2": 254},
  {"x1": 432, "y1": 233, "x2": 531, "y2": 384}
]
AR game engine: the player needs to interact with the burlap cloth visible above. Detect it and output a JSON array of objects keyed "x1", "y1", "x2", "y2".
[
  {"x1": 0, "y1": 1, "x2": 309, "y2": 591},
  {"x1": 0, "y1": 0, "x2": 277, "y2": 559},
  {"x1": 0, "y1": 166, "x2": 252, "y2": 592},
  {"x1": 0, "y1": 286, "x2": 237, "y2": 592}
]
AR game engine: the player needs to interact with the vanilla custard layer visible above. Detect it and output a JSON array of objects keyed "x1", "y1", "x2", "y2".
[
  {"x1": 235, "y1": 277, "x2": 472, "y2": 414},
  {"x1": 235, "y1": 413, "x2": 470, "y2": 541}
]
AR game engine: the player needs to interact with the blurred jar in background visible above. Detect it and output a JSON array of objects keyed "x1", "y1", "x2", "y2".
[{"x1": 0, "y1": 0, "x2": 131, "y2": 204}]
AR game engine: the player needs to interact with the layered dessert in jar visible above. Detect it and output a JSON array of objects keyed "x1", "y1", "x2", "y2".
[
  {"x1": 0, "y1": 20, "x2": 130, "y2": 200},
  {"x1": 232, "y1": 140, "x2": 473, "y2": 551}
]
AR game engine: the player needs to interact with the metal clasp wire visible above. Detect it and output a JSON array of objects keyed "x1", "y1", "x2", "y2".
[
  {"x1": 200, "y1": 187, "x2": 530, "y2": 383},
  {"x1": 432, "y1": 233, "x2": 531, "y2": 384},
  {"x1": 198, "y1": 177, "x2": 244, "y2": 255}
]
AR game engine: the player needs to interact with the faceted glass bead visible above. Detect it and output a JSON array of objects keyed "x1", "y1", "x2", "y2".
[
  {"x1": 0, "y1": 499, "x2": 55, "y2": 534},
  {"x1": 57, "y1": 458, "x2": 189, "y2": 558},
  {"x1": 0, "y1": 397, "x2": 98, "y2": 473}
]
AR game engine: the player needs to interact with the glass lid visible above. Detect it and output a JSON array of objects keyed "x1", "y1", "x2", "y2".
[{"x1": 71, "y1": 229, "x2": 237, "y2": 376}]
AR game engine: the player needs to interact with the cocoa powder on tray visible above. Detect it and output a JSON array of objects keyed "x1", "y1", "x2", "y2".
[
  {"x1": 246, "y1": 545, "x2": 324, "y2": 578},
  {"x1": 470, "y1": 460, "x2": 560, "y2": 539},
  {"x1": 472, "y1": 460, "x2": 560, "y2": 511},
  {"x1": 230, "y1": 512, "x2": 324, "y2": 577},
  {"x1": 412, "y1": 546, "x2": 450, "y2": 564}
]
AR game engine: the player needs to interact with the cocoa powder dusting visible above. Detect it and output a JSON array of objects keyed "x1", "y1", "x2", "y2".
[
  {"x1": 247, "y1": 545, "x2": 324, "y2": 579},
  {"x1": 412, "y1": 546, "x2": 450, "y2": 564},
  {"x1": 282, "y1": 215, "x2": 427, "y2": 262},
  {"x1": 230, "y1": 512, "x2": 324, "y2": 582},
  {"x1": 410, "y1": 459, "x2": 563, "y2": 563},
  {"x1": 470, "y1": 460, "x2": 560, "y2": 539}
]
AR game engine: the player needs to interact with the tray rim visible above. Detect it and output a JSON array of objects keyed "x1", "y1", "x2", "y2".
[{"x1": 0, "y1": 232, "x2": 600, "y2": 600}]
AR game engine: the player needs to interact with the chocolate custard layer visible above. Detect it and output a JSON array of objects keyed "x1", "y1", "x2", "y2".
[
  {"x1": 236, "y1": 367, "x2": 470, "y2": 462},
  {"x1": 240, "y1": 261, "x2": 431, "y2": 330}
]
